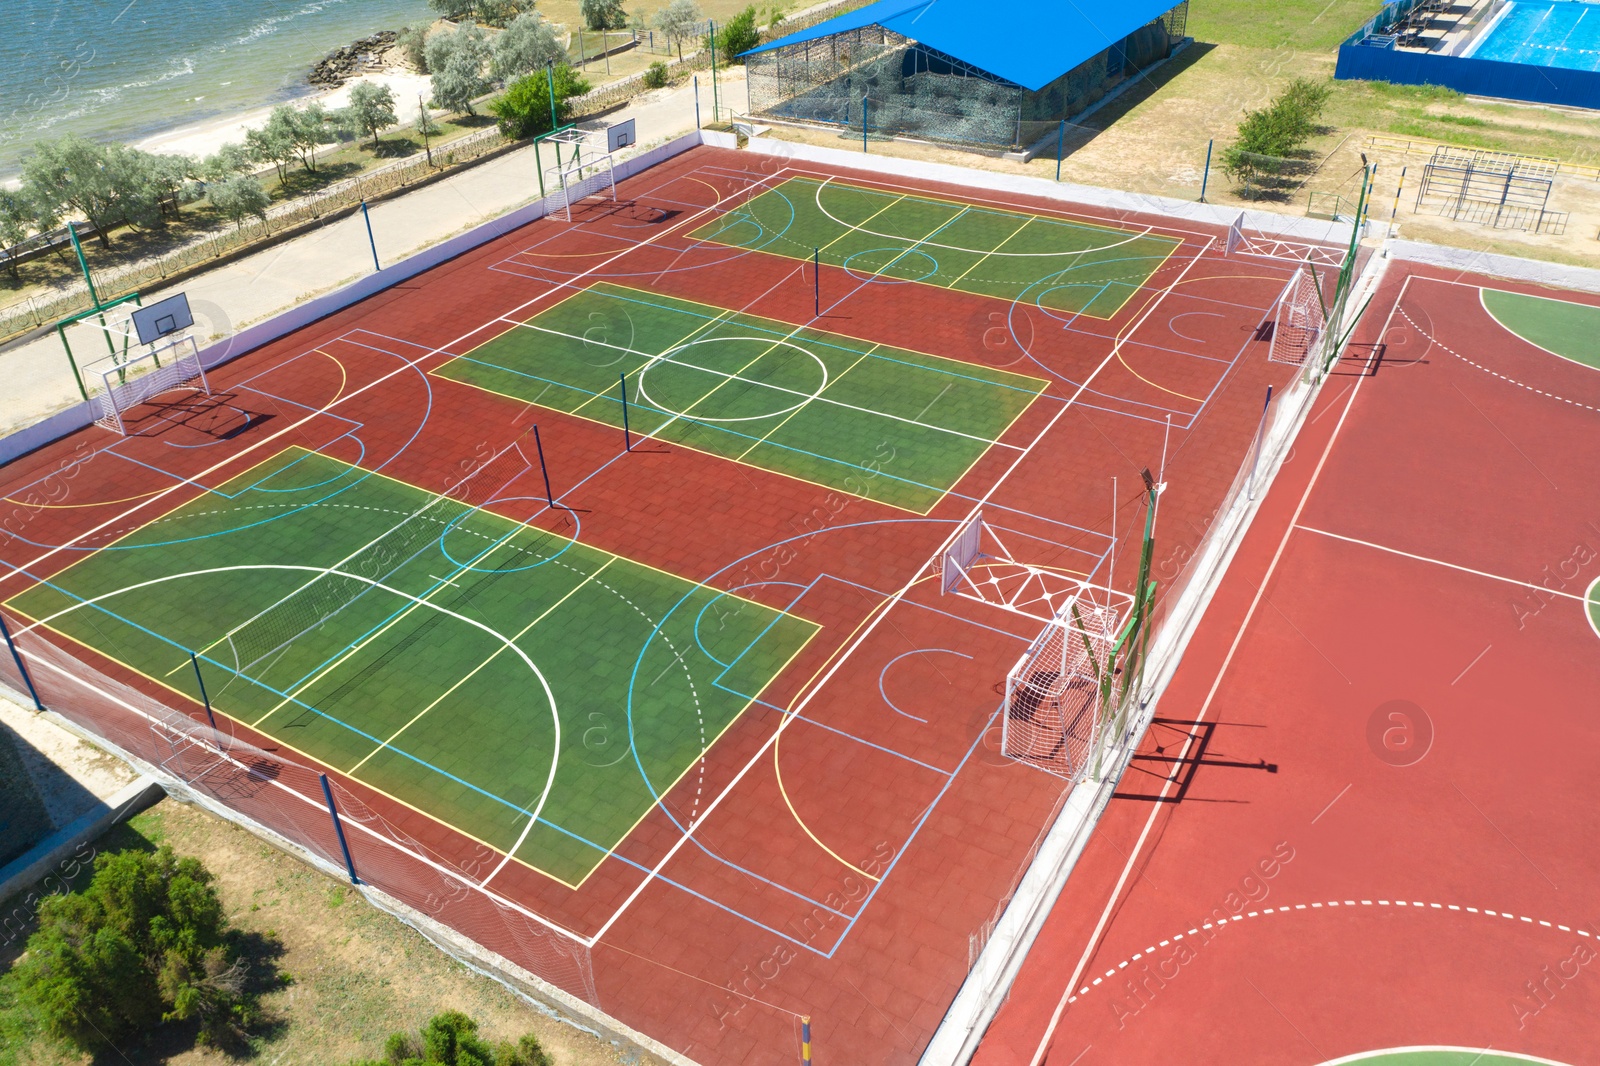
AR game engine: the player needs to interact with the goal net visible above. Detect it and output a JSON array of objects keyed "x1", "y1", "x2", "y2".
[
  {"x1": 547, "y1": 153, "x2": 617, "y2": 222},
  {"x1": 85, "y1": 335, "x2": 211, "y2": 435},
  {"x1": 1002, "y1": 590, "x2": 1120, "y2": 782},
  {"x1": 1268, "y1": 266, "x2": 1326, "y2": 366}
]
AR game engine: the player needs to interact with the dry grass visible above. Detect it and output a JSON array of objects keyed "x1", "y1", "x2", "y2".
[{"x1": 1, "y1": 799, "x2": 636, "y2": 1066}]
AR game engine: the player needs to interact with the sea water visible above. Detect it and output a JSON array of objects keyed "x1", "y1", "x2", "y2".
[{"x1": 0, "y1": 0, "x2": 434, "y2": 179}]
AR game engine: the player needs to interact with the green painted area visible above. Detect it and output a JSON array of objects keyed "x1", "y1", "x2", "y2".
[
  {"x1": 1588, "y1": 578, "x2": 1600, "y2": 637},
  {"x1": 1319, "y1": 1052, "x2": 1571, "y2": 1065},
  {"x1": 7, "y1": 449, "x2": 816, "y2": 887},
  {"x1": 437, "y1": 282, "x2": 1048, "y2": 513},
  {"x1": 688, "y1": 177, "x2": 1179, "y2": 319},
  {"x1": 1482, "y1": 287, "x2": 1600, "y2": 371}
]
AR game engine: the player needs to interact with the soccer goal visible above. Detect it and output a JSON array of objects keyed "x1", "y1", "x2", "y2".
[
  {"x1": 546, "y1": 152, "x2": 618, "y2": 222},
  {"x1": 1268, "y1": 265, "x2": 1327, "y2": 366},
  {"x1": 84, "y1": 334, "x2": 211, "y2": 435},
  {"x1": 1002, "y1": 589, "x2": 1122, "y2": 782}
]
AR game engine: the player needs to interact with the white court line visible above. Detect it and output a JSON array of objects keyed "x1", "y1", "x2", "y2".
[
  {"x1": 512, "y1": 322, "x2": 1022, "y2": 448},
  {"x1": 5, "y1": 163, "x2": 801, "y2": 604},
  {"x1": 589, "y1": 228, "x2": 1222, "y2": 950},
  {"x1": 1295, "y1": 524, "x2": 1589, "y2": 603},
  {"x1": 1024, "y1": 269, "x2": 1399, "y2": 1066}
]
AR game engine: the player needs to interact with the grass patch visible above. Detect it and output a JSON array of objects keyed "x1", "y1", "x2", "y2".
[
  {"x1": 0, "y1": 800, "x2": 625, "y2": 1066},
  {"x1": 1188, "y1": 0, "x2": 1382, "y2": 50}
]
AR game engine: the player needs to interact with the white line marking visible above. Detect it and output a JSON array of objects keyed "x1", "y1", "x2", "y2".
[{"x1": 1294, "y1": 525, "x2": 1588, "y2": 602}]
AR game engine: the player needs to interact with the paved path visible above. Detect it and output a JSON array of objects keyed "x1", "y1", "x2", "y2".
[{"x1": 0, "y1": 71, "x2": 744, "y2": 436}]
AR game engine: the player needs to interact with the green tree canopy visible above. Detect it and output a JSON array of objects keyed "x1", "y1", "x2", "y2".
[
  {"x1": 19, "y1": 136, "x2": 164, "y2": 248},
  {"x1": 0, "y1": 188, "x2": 37, "y2": 279},
  {"x1": 11, "y1": 847, "x2": 257, "y2": 1053},
  {"x1": 581, "y1": 0, "x2": 629, "y2": 30},
  {"x1": 397, "y1": 22, "x2": 433, "y2": 71},
  {"x1": 346, "y1": 82, "x2": 401, "y2": 146},
  {"x1": 491, "y1": 13, "x2": 566, "y2": 82},
  {"x1": 713, "y1": 5, "x2": 760, "y2": 64},
  {"x1": 429, "y1": 0, "x2": 478, "y2": 18},
  {"x1": 211, "y1": 175, "x2": 272, "y2": 228},
  {"x1": 428, "y1": 21, "x2": 494, "y2": 115},
  {"x1": 244, "y1": 120, "x2": 298, "y2": 184},
  {"x1": 200, "y1": 142, "x2": 253, "y2": 184},
  {"x1": 489, "y1": 64, "x2": 591, "y2": 137}
]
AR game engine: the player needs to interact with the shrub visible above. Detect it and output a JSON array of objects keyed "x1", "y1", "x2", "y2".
[
  {"x1": 643, "y1": 60, "x2": 670, "y2": 89},
  {"x1": 714, "y1": 5, "x2": 760, "y2": 64},
  {"x1": 344, "y1": 1010, "x2": 553, "y2": 1066},
  {"x1": 10, "y1": 847, "x2": 260, "y2": 1053},
  {"x1": 490, "y1": 65, "x2": 593, "y2": 138}
]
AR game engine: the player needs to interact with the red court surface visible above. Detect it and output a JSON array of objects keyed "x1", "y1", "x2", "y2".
[
  {"x1": 0, "y1": 145, "x2": 1327, "y2": 1064},
  {"x1": 974, "y1": 262, "x2": 1600, "y2": 1066}
]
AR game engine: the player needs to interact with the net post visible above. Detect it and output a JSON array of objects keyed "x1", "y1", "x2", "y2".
[
  {"x1": 56, "y1": 321, "x2": 90, "y2": 401},
  {"x1": 1200, "y1": 138, "x2": 1213, "y2": 202},
  {"x1": 189, "y1": 651, "x2": 220, "y2": 736},
  {"x1": 360, "y1": 200, "x2": 380, "y2": 272},
  {"x1": 813, "y1": 247, "x2": 820, "y2": 317},
  {"x1": 533, "y1": 424, "x2": 554, "y2": 506},
  {"x1": 1246, "y1": 385, "x2": 1273, "y2": 499},
  {"x1": 801, "y1": 1016, "x2": 812, "y2": 1063},
  {"x1": 618, "y1": 373, "x2": 632, "y2": 451},
  {"x1": 0, "y1": 613, "x2": 44, "y2": 711},
  {"x1": 319, "y1": 773, "x2": 360, "y2": 886}
]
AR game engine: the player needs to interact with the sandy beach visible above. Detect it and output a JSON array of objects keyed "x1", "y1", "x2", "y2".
[{"x1": 135, "y1": 68, "x2": 436, "y2": 161}]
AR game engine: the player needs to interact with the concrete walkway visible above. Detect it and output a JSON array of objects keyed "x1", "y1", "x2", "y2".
[{"x1": 0, "y1": 70, "x2": 746, "y2": 437}]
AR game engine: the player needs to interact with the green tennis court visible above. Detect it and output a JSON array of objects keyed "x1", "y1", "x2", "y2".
[
  {"x1": 1482, "y1": 287, "x2": 1600, "y2": 370},
  {"x1": 7, "y1": 447, "x2": 816, "y2": 887},
  {"x1": 436, "y1": 282, "x2": 1048, "y2": 513},
  {"x1": 689, "y1": 176, "x2": 1180, "y2": 318}
]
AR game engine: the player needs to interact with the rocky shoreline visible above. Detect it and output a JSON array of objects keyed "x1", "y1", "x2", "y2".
[{"x1": 308, "y1": 31, "x2": 400, "y2": 88}]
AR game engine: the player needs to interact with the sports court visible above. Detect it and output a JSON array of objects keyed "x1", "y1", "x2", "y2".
[
  {"x1": 1470, "y1": 0, "x2": 1600, "y2": 71},
  {"x1": 974, "y1": 263, "x2": 1600, "y2": 1065},
  {"x1": 0, "y1": 142, "x2": 1339, "y2": 1064}
]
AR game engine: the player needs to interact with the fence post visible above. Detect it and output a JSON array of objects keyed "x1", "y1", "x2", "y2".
[
  {"x1": 710, "y1": 21, "x2": 720, "y2": 124},
  {"x1": 1055, "y1": 120, "x2": 1066, "y2": 182},
  {"x1": 0, "y1": 613, "x2": 44, "y2": 711},
  {"x1": 1199, "y1": 138, "x2": 1213, "y2": 202},
  {"x1": 862, "y1": 95, "x2": 869, "y2": 152},
  {"x1": 694, "y1": 75, "x2": 702, "y2": 129},
  {"x1": 359, "y1": 201, "x2": 379, "y2": 272},
  {"x1": 319, "y1": 774, "x2": 360, "y2": 885}
]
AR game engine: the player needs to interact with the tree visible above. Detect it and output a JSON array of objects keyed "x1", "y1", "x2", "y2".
[
  {"x1": 397, "y1": 22, "x2": 432, "y2": 72},
  {"x1": 346, "y1": 82, "x2": 400, "y2": 146},
  {"x1": 428, "y1": 0, "x2": 478, "y2": 18},
  {"x1": 343, "y1": 1010, "x2": 552, "y2": 1066},
  {"x1": 244, "y1": 121, "x2": 297, "y2": 184},
  {"x1": 0, "y1": 186, "x2": 38, "y2": 281},
  {"x1": 145, "y1": 152, "x2": 200, "y2": 221},
  {"x1": 491, "y1": 13, "x2": 566, "y2": 82},
  {"x1": 642, "y1": 60, "x2": 669, "y2": 88},
  {"x1": 200, "y1": 142, "x2": 252, "y2": 183},
  {"x1": 490, "y1": 65, "x2": 591, "y2": 137},
  {"x1": 19, "y1": 136, "x2": 163, "y2": 248},
  {"x1": 655, "y1": 0, "x2": 704, "y2": 60},
  {"x1": 477, "y1": 0, "x2": 539, "y2": 25},
  {"x1": 581, "y1": 0, "x2": 628, "y2": 30},
  {"x1": 211, "y1": 175, "x2": 272, "y2": 228},
  {"x1": 286, "y1": 102, "x2": 337, "y2": 170},
  {"x1": 427, "y1": 21, "x2": 493, "y2": 115},
  {"x1": 11, "y1": 847, "x2": 256, "y2": 1053},
  {"x1": 713, "y1": 5, "x2": 759, "y2": 64}
]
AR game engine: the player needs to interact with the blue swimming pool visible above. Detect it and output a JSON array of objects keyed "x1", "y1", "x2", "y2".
[{"x1": 1470, "y1": 0, "x2": 1600, "y2": 72}]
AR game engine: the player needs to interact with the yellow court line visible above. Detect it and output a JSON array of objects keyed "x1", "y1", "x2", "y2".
[
  {"x1": 816, "y1": 184, "x2": 913, "y2": 256},
  {"x1": 948, "y1": 215, "x2": 1035, "y2": 289},
  {"x1": 773, "y1": 728, "x2": 879, "y2": 883},
  {"x1": 346, "y1": 557, "x2": 617, "y2": 775},
  {"x1": 1115, "y1": 350, "x2": 1207, "y2": 404}
]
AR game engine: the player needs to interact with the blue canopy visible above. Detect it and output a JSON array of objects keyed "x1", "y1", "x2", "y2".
[{"x1": 745, "y1": 0, "x2": 1183, "y2": 92}]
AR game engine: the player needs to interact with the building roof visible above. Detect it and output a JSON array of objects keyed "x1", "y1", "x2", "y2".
[{"x1": 745, "y1": 0, "x2": 1182, "y2": 92}]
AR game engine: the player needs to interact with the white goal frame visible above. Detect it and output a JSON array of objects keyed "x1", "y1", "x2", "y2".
[
  {"x1": 1268, "y1": 265, "x2": 1327, "y2": 366},
  {"x1": 85, "y1": 334, "x2": 211, "y2": 435},
  {"x1": 1227, "y1": 212, "x2": 1347, "y2": 268},
  {"x1": 546, "y1": 152, "x2": 618, "y2": 222}
]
